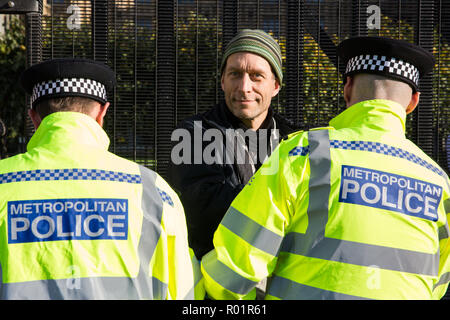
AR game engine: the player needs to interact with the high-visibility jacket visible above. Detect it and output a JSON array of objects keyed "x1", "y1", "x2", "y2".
[
  {"x1": 201, "y1": 99, "x2": 450, "y2": 300},
  {"x1": 0, "y1": 111, "x2": 204, "y2": 300}
]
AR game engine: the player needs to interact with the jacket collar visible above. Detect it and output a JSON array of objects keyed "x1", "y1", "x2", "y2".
[
  {"x1": 329, "y1": 99, "x2": 407, "y2": 136},
  {"x1": 27, "y1": 111, "x2": 110, "y2": 152}
]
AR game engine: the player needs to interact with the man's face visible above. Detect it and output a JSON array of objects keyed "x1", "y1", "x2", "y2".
[{"x1": 221, "y1": 52, "x2": 280, "y2": 129}]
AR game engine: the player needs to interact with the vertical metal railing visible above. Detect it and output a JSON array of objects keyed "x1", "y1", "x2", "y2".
[
  {"x1": 1, "y1": 0, "x2": 448, "y2": 175},
  {"x1": 24, "y1": 1, "x2": 42, "y2": 151},
  {"x1": 156, "y1": 0, "x2": 175, "y2": 176},
  {"x1": 414, "y1": 0, "x2": 435, "y2": 158},
  {"x1": 286, "y1": 0, "x2": 303, "y2": 127}
]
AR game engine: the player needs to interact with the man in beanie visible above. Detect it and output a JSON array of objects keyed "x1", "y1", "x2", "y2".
[
  {"x1": 168, "y1": 29, "x2": 298, "y2": 262},
  {"x1": 0, "y1": 58, "x2": 204, "y2": 300},
  {"x1": 201, "y1": 36, "x2": 449, "y2": 299}
]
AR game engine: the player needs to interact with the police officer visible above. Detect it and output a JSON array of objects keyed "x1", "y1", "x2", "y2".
[
  {"x1": 201, "y1": 37, "x2": 450, "y2": 299},
  {"x1": 0, "y1": 58, "x2": 204, "y2": 300}
]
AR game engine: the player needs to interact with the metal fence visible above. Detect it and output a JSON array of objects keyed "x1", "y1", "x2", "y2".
[{"x1": 2, "y1": 0, "x2": 449, "y2": 178}]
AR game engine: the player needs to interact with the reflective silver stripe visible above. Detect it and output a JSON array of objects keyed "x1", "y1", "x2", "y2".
[
  {"x1": 281, "y1": 232, "x2": 439, "y2": 276},
  {"x1": 433, "y1": 272, "x2": 450, "y2": 290},
  {"x1": 182, "y1": 278, "x2": 198, "y2": 300},
  {"x1": 443, "y1": 199, "x2": 450, "y2": 241},
  {"x1": 301, "y1": 130, "x2": 331, "y2": 253},
  {"x1": 203, "y1": 251, "x2": 257, "y2": 295},
  {"x1": 183, "y1": 259, "x2": 203, "y2": 300},
  {"x1": 439, "y1": 199, "x2": 450, "y2": 240},
  {"x1": 0, "y1": 276, "x2": 167, "y2": 300},
  {"x1": 135, "y1": 165, "x2": 167, "y2": 299},
  {"x1": 150, "y1": 276, "x2": 168, "y2": 300},
  {"x1": 221, "y1": 207, "x2": 283, "y2": 256},
  {"x1": 439, "y1": 223, "x2": 450, "y2": 241},
  {"x1": 267, "y1": 275, "x2": 370, "y2": 300},
  {"x1": 183, "y1": 286, "x2": 195, "y2": 300},
  {"x1": 0, "y1": 166, "x2": 168, "y2": 300}
]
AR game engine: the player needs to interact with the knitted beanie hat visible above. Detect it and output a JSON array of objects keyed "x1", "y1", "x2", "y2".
[{"x1": 220, "y1": 29, "x2": 283, "y2": 85}]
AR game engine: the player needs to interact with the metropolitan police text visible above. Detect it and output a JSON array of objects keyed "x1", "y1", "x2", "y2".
[
  {"x1": 8, "y1": 198, "x2": 129, "y2": 243},
  {"x1": 339, "y1": 165, "x2": 442, "y2": 221}
]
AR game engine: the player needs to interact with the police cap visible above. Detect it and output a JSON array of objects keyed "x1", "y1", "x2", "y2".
[
  {"x1": 20, "y1": 58, "x2": 116, "y2": 108},
  {"x1": 337, "y1": 36, "x2": 435, "y2": 92}
]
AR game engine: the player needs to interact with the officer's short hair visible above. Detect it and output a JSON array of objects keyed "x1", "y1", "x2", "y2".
[{"x1": 35, "y1": 96, "x2": 99, "y2": 120}]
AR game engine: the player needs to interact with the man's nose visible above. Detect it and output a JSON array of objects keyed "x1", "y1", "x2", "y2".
[{"x1": 237, "y1": 73, "x2": 252, "y2": 93}]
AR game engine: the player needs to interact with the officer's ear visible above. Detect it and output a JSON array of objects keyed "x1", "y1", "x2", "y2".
[
  {"x1": 343, "y1": 76, "x2": 354, "y2": 107},
  {"x1": 28, "y1": 108, "x2": 42, "y2": 130},
  {"x1": 95, "y1": 102, "x2": 110, "y2": 127},
  {"x1": 406, "y1": 91, "x2": 420, "y2": 114}
]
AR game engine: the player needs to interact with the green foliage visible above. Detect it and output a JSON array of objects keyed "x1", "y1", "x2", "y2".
[{"x1": 0, "y1": 15, "x2": 27, "y2": 157}]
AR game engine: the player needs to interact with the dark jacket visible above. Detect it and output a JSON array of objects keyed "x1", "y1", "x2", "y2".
[{"x1": 168, "y1": 101, "x2": 298, "y2": 258}]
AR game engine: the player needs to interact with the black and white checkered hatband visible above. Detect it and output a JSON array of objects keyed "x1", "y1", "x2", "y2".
[
  {"x1": 345, "y1": 54, "x2": 420, "y2": 87},
  {"x1": 31, "y1": 78, "x2": 107, "y2": 105}
]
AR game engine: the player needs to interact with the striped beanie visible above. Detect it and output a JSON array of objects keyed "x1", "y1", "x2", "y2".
[{"x1": 221, "y1": 29, "x2": 283, "y2": 85}]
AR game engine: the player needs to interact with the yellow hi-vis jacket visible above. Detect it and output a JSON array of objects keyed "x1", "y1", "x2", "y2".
[
  {"x1": 0, "y1": 112, "x2": 204, "y2": 300},
  {"x1": 201, "y1": 99, "x2": 450, "y2": 300}
]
